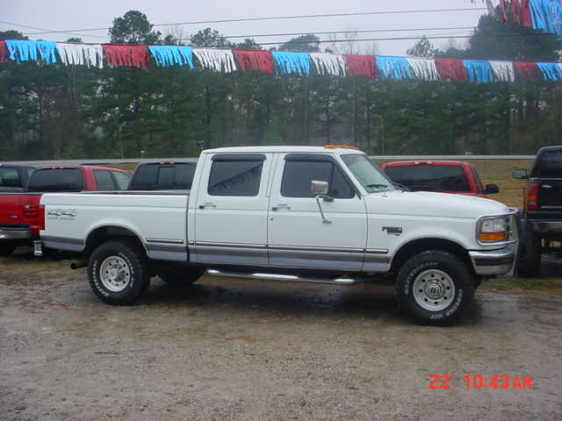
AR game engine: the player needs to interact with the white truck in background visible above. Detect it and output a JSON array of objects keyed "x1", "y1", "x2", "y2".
[{"x1": 40, "y1": 146, "x2": 518, "y2": 324}]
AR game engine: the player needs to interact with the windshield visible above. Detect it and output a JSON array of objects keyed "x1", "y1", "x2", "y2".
[{"x1": 341, "y1": 154, "x2": 395, "y2": 193}]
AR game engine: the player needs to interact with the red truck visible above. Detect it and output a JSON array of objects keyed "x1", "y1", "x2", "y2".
[
  {"x1": 381, "y1": 160, "x2": 500, "y2": 198},
  {"x1": 0, "y1": 165, "x2": 129, "y2": 256}
]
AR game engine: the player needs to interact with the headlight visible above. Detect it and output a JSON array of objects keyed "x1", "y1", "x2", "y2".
[{"x1": 478, "y1": 216, "x2": 509, "y2": 243}]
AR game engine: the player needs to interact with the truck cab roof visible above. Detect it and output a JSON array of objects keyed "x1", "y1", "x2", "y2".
[{"x1": 204, "y1": 146, "x2": 364, "y2": 155}]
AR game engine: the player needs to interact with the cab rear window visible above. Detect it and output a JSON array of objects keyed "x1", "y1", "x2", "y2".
[
  {"x1": 27, "y1": 168, "x2": 83, "y2": 192},
  {"x1": 0, "y1": 167, "x2": 21, "y2": 188},
  {"x1": 385, "y1": 165, "x2": 469, "y2": 192},
  {"x1": 532, "y1": 149, "x2": 562, "y2": 178}
]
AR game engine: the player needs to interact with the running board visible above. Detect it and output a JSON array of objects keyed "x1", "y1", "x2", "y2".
[{"x1": 206, "y1": 269, "x2": 357, "y2": 285}]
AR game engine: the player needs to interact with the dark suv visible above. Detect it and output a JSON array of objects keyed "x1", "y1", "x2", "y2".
[{"x1": 513, "y1": 146, "x2": 562, "y2": 275}]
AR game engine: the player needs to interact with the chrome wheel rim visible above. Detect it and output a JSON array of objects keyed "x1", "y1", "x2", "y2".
[
  {"x1": 100, "y1": 256, "x2": 131, "y2": 292},
  {"x1": 412, "y1": 269, "x2": 456, "y2": 312}
]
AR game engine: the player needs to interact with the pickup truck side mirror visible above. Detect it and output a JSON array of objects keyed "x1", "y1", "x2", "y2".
[
  {"x1": 311, "y1": 180, "x2": 329, "y2": 196},
  {"x1": 512, "y1": 169, "x2": 529, "y2": 180},
  {"x1": 311, "y1": 180, "x2": 332, "y2": 224},
  {"x1": 484, "y1": 184, "x2": 500, "y2": 195}
]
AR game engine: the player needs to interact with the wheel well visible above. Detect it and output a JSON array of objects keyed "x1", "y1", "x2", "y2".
[
  {"x1": 85, "y1": 226, "x2": 145, "y2": 257},
  {"x1": 390, "y1": 238, "x2": 474, "y2": 275}
]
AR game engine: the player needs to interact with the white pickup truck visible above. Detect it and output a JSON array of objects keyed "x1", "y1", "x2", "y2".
[{"x1": 40, "y1": 146, "x2": 518, "y2": 324}]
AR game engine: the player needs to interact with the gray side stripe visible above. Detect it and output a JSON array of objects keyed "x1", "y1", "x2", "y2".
[
  {"x1": 41, "y1": 236, "x2": 84, "y2": 246},
  {"x1": 146, "y1": 244, "x2": 187, "y2": 253}
]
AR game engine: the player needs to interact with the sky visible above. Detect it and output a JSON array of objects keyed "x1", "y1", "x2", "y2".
[{"x1": 1, "y1": 0, "x2": 489, "y2": 55}]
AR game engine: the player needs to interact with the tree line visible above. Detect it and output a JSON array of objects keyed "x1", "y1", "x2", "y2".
[{"x1": 0, "y1": 11, "x2": 561, "y2": 160}]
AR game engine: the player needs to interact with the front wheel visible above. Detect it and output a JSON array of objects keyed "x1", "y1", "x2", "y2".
[
  {"x1": 88, "y1": 241, "x2": 150, "y2": 305},
  {"x1": 396, "y1": 250, "x2": 475, "y2": 325}
]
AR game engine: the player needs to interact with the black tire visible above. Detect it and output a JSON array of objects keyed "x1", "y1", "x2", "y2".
[
  {"x1": 159, "y1": 265, "x2": 205, "y2": 287},
  {"x1": 0, "y1": 242, "x2": 17, "y2": 257},
  {"x1": 517, "y1": 226, "x2": 541, "y2": 277},
  {"x1": 88, "y1": 240, "x2": 150, "y2": 305},
  {"x1": 396, "y1": 250, "x2": 475, "y2": 325}
]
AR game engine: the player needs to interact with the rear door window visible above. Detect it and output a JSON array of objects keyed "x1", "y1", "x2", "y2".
[
  {"x1": 532, "y1": 150, "x2": 562, "y2": 178},
  {"x1": 385, "y1": 165, "x2": 470, "y2": 192},
  {"x1": 94, "y1": 170, "x2": 117, "y2": 191},
  {"x1": 0, "y1": 167, "x2": 21, "y2": 188},
  {"x1": 27, "y1": 168, "x2": 84, "y2": 192},
  {"x1": 208, "y1": 157, "x2": 264, "y2": 197}
]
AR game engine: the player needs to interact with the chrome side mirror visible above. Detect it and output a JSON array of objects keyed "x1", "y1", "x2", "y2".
[
  {"x1": 311, "y1": 180, "x2": 332, "y2": 224},
  {"x1": 311, "y1": 180, "x2": 329, "y2": 196}
]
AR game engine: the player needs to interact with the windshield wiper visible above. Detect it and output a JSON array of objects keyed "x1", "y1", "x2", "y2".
[
  {"x1": 366, "y1": 184, "x2": 392, "y2": 190},
  {"x1": 392, "y1": 182, "x2": 410, "y2": 191}
]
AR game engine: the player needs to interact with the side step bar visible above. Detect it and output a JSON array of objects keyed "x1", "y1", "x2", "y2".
[{"x1": 207, "y1": 269, "x2": 357, "y2": 285}]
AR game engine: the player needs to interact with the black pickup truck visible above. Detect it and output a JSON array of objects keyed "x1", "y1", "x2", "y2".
[
  {"x1": 128, "y1": 160, "x2": 197, "y2": 191},
  {"x1": 514, "y1": 146, "x2": 562, "y2": 275},
  {"x1": 0, "y1": 164, "x2": 36, "y2": 192}
]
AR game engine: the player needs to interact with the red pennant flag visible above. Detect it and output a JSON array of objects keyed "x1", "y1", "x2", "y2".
[
  {"x1": 102, "y1": 44, "x2": 149, "y2": 69},
  {"x1": 233, "y1": 49, "x2": 274, "y2": 74},
  {"x1": 514, "y1": 61, "x2": 539, "y2": 81},
  {"x1": 345, "y1": 55, "x2": 376, "y2": 78},
  {"x1": 435, "y1": 58, "x2": 467, "y2": 81},
  {"x1": 0, "y1": 40, "x2": 7, "y2": 63}
]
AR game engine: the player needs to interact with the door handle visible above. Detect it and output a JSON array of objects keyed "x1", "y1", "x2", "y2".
[
  {"x1": 199, "y1": 202, "x2": 217, "y2": 210},
  {"x1": 272, "y1": 204, "x2": 291, "y2": 211}
]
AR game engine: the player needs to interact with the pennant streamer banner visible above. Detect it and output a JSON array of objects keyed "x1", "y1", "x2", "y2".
[
  {"x1": 0, "y1": 39, "x2": 561, "y2": 83},
  {"x1": 487, "y1": 0, "x2": 562, "y2": 36}
]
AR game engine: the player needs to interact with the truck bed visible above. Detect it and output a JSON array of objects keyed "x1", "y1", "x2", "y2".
[{"x1": 41, "y1": 191, "x2": 190, "y2": 261}]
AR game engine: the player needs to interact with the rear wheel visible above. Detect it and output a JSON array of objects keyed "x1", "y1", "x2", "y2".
[
  {"x1": 158, "y1": 265, "x2": 205, "y2": 287},
  {"x1": 517, "y1": 227, "x2": 541, "y2": 277},
  {"x1": 396, "y1": 250, "x2": 475, "y2": 325},
  {"x1": 0, "y1": 242, "x2": 16, "y2": 257},
  {"x1": 88, "y1": 241, "x2": 149, "y2": 305}
]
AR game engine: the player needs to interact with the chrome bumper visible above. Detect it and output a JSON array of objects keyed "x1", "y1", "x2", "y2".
[
  {"x1": 469, "y1": 243, "x2": 517, "y2": 277},
  {"x1": 0, "y1": 226, "x2": 32, "y2": 241}
]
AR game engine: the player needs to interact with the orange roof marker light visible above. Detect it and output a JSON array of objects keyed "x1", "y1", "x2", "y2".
[{"x1": 324, "y1": 145, "x2": 360, "y2": 150}]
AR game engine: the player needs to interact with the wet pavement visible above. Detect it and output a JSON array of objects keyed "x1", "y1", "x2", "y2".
[{"x1": 1, "y1": 256, "x2": 562, "y2": 420}]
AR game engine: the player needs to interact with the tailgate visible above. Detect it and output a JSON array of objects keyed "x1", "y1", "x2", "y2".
[
  {"x1": 538, "y1": 180, "x2": 562, "y2": 209},
  {"x1": 0, "y1": 193, "x2": 42, "y2": 231}
]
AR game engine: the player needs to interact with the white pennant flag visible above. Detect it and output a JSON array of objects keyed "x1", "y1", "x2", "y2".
[
  {"x1": 406, "y1": 58, "x2": 440, "y2": 81},
  {"x1": 490, "y1": 60, "x2": 515, "y2": 82},
  {"x1": 56, "y1": 43, "x2": 103, "y2": 68},
  {"x1": 193, "y1": 49, "x2": 237, "y2": 73},
  {"x1": 309, "y1": 53, "x2": 347, "y2": 77}
]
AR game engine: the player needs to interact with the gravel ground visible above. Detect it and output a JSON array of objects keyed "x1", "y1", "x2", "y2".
[{"x1": 1, "y1": 252, "x2": 562, "y2": 421}]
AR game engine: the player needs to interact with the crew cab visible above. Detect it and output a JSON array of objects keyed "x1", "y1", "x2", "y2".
[
  {"x1": 0, "y1": 165, "x2": 129, "y2": 256},
  {"x1": 513, "y1": 146, "x2": 562, "y2": 275},
  {"x1": 382, "y1": 160, "x2": 499, "y2": 197},
  {"x1": 39, "y1": 147, "x2": 518, "y2": 324},
  {"x1": 0, "y1": 164, "x2": 36, "y2": 192},
  {"x1": 128, "y1": 160, "x2": 197, "y2": 191}
]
